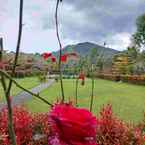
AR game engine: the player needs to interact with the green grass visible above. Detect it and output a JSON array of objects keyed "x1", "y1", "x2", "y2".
[
  {"x1": 0, "y1": 77, "x2": 39, "y2": 102},
  {"x1": 26, "y1": 78, "x2": 145, "y2": 124}
]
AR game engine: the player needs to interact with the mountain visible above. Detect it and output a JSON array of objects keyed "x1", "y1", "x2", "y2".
[{"x1": 54, "y1": 42, "x2": 120, "y2": 58}]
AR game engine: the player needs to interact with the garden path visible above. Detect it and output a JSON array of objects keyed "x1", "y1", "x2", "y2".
[{"x1": 0, "y1": 79, "x2": 55, "y2": 110}]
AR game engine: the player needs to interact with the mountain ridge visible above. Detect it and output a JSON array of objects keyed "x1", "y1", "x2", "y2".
[{"x1": 53, "y1": 42, "x2": 120, "y2": 58}]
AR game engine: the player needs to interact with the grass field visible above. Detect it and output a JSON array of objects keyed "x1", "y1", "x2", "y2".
[
  {"x1": 0, "y1": 77, "x2": 39, "y2": 102},
  {"x1": 26, "y1": 79, "x2": 145, "y2": 124}
]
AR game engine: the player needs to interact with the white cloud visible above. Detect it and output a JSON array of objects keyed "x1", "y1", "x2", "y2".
[
  {"x1": 0, "y1": 16, "x2": 77, "y2": 53},
  {"x1": 107, "y1": 33, "x2": 131, "y2": 50},
  {"x1": 0, "y1": 0, "x2": 145, "y2": 53}
]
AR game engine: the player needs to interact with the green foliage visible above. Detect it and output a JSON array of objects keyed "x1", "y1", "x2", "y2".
[
  {"x1": 114, "y1": 47, "x2": 143, "y2": 75},
  {"x1": 125, "y1": 46, "x2": 140, "y2": 61},
  {"x1": 133, "y1": 13, "x2": 145, "y2": 47},
  {"x1": 37, "y1": 73, "x2": 47, "y2": 83}
]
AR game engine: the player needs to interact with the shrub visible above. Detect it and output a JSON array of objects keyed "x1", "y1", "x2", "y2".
[
  {"x1": 0, "y1": 106, "x2": 33, "y2": 145},
  {"x1": 120, "y1": 75, "x2": 129, "y2": 82},
  {"x1": 32, "y1": 113, "x2": 50, "y2": 135},
  {"x1": 1, "y1": 105, "x2": 145, "y2": 145},
  {"x1": 97, "y1": 73, "x2": 145, "y2": 85},
  {"x1": 96, "y1": 104, "x2": 145, "y2": 145},
  {"x1": 31, "y1": 113, "x2": 50, "y2": 145},
  {"x1": 96, "y1": 104, "x2": 130, "y2": 145},
  {"x1": 0, "y1": 107, "x2": 50, "y2": 145}
]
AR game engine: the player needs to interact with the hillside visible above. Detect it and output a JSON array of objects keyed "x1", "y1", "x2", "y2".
[{"x1": 54, "y1": 42, "x2": 120, "y2": 58}]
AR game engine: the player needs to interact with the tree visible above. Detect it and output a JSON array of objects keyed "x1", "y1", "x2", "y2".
[
  {"x1": 123, "y1": 46, "x2": 140, "y2": 62},
  {"x1": 133, "y1": 13, "x2": 145, "y2": 47},
  {"x1": 90, "y1": 48, "x2": 98, "y2": 63}
]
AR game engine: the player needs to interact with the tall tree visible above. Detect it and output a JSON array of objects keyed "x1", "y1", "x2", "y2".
[
  {"x1": 123, "y1": 46, "x2": 140, "y2": 62},
  {"x1": 133, "y1": 13, "x2": 145, "y2": 47}
]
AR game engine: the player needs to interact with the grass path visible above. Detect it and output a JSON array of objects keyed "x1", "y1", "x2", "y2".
[
  {"x1": 0, "y1": 77, "x2": 39, "y2": 102},
  {"x1": 0, "y1": 79, "x2": 54, "y2": 110},
  {"x1": 26, "y1": 79, "x2": 145, "y2": 123}
]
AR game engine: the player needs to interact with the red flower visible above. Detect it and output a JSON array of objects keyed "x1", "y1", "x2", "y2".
[
  {"x1": 51, "y1": 56, "x2": 56, "y2": 63},
  {"x1": 49, "y1": 103, "x2": 98, "y2": 145},
  {"x1": 61, "y1": 54, "x2": 67, "y2": 62},
  {"x1": 42, "y1": 52, "x2": 52, "y2": 60}
]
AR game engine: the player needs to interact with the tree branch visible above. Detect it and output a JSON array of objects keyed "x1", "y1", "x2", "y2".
[
  {"x1": 0, "y1": 38, "x2": 7, "y2": 94},
  {"x1": 7, "y1": 0, "x2": 23, "y2": 96},
  {"x1": 0, "y1": 70, "x2": 53, "y2": 107},
  {"x1": 90, "y1": 64, "x2": 95, "y2": 112},
  {"x1": 55, "y1": 0, "x2": 65, "y2": 102},
  {"x1": 3, "y1": 1, "x2": 23, "y2": 144}
]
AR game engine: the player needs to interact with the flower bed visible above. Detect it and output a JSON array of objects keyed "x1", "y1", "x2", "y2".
[
  {"x1": 0, "y1": 104, "x2": 145, "y2": 145},
  {"x1": 96, "y1": 73, "x2": 145, "y2": 85},
  {"x1": 121, "y1": 75, "x2": 145, "y2": 85}
]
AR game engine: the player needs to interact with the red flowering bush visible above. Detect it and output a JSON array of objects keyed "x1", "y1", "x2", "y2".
[
  {"x1": 135, "y1": 113, "x2": 145, "y2": 144},
  {"x1": 0, "y1": 106, "x2": 33, "y2": 145},
  {"x1": 1, "y1": 104, "x2": 145, "y2": 145},
  {"x1": 133, "y1": 127, "x2": 145, "y2": 145},
  {"x1": 32, "y1": 113, "x2": 50, "y2": 135},
  {"x1": 48, "y1": 103, "x2": 98, "y2": 145},
  {"x1": 96, "y1": 104, "x2": 131, "y2": 145},
  {"x1": 31, "y1": 113, "x2": 50, "y2": 145},
  {"x1": 96, "y1": 104, "x2": 145, "y2": 145}
]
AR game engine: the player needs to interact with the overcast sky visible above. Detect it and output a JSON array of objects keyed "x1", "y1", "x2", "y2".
[{"x1": 0, "y1": 0, "x2": 145, "y2": 53}]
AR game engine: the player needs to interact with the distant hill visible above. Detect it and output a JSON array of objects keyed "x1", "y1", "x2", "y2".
[{"x1": 54, "y1": 42, "x2": 120, "y2": 58}]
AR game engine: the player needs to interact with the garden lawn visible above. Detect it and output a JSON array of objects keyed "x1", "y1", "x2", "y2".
[
  {"x1": 26, "y1": 79, "x2": 145, "y2": 124},
  {"x1": 0, "y1": 77, "x2": 39, "y2": 102}
]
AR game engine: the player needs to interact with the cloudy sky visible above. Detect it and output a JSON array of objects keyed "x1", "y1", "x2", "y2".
[{"x1": 0, "y1": 0, "x2": 145, "y2": 53}]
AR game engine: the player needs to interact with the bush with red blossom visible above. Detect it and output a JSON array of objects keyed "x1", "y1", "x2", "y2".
[
  {"x1": 135, "y1": 113, "x2": 145, "y2": 144},
  {"x1": 31, "y1": 113, "x2": 50, "y2": 145},
  {"x1": 48, "y1": 103, "x2": 98, "y2": 145},
  {"x1": 1, "y1": 104, "x2": 145, "y2": 145},
  {"x1": 96, "y1": 104, "x2": 145, "y2": 145},
  {"x1": 0, "y1": 106, "x2": 33, "y2": 145},
  {"x1": 32, "y1": 113, "x2": 50, "y2": 135}
]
